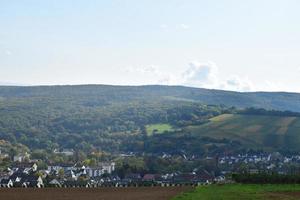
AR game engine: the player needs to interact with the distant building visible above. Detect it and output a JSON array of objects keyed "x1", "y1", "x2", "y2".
[
  {"x1": 48, "y1": 179, "x2": 61, "y2": 187},
  {"x1": 99, "y1": 162, "x2": 115, "y2": 174},
  {"x1": 142, "y1": 174, "x2": 156, "y2": 182},
  {"x1": 53, "y1": 149, "x2": 74, "y2": 156},
  {"x1": 13, "y1": 152, "x2": 30, "y2": 162},
  {"x1": 8, "y1": 167, "x2": 44, "y2": 188},
  {"x1": 47, "y1": 164, "x2": 74, "y2": 173},
  {"x1": 85, "y1": 162, "x2": 116, "y2": 177},
  {"x1": 0, "y1": 179, "x2": 13, "y2": 188}
]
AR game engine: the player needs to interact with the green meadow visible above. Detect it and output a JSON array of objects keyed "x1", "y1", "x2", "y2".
[
  {"x1": 173, "y1": 184, "x2": 300, "y2": 200},
  {"x1": 146, "y1": 123, "x2": 174, "y2": 135}
]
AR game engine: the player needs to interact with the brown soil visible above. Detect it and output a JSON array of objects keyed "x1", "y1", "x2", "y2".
[{"x1": 0, "y1": 187, "x2": 192, "y2": 200}]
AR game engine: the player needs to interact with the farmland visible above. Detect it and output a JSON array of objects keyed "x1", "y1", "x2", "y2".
[
  {"x1": 0, "y1": 187, "x2": 191, "y2": 200},
  {"x1": 172, "y1": 184, "x2": 300, "y2": 200},
  {"x1": 186, "y1": 114, "x2": 300, "y2": 151}
]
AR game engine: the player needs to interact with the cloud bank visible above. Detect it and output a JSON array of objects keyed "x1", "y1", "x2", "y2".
[
  {"x1": 182, "y1": 61, "x2": 219, "y2": 89},
  {"x1": 125, "y1": 61, "x2": 288, "y2": 92}
]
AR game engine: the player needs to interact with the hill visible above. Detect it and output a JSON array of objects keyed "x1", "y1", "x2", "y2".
[
  {"x1": 186, "y1": 114, "x2": 300, "y2": 152},
  {"x1": 0, "y1": 84, "x2": 300, "y2": 154},
  {"x1": 0, "y1": 85, "x2": 300, "y2": 112}
]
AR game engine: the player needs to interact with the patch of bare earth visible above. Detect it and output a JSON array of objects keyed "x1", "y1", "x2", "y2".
[
  {"x1": 0, "y1": 187, "x2": 192, "y2": 200},
  {"x1": 276, "y1": 117, "x2": 297, "y2": 135},
  {"x1": 244, "y1": 125, "x2": 262, "y2": 133}
]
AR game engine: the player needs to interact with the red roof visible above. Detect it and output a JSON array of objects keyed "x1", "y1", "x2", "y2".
[{"x1": 142, "y1": 174, "x2": 155, "y2": 181}]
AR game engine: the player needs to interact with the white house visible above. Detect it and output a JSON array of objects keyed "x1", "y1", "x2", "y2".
[
  {"x1": 0, "y1": 179, "x2": 13, "y2": 188},
  {"x1": 13, "y1": 152, "x2": 30, "y2": 162},
  {"x1": 85, "y1": 162, "x2": 116, "y2": 177}
]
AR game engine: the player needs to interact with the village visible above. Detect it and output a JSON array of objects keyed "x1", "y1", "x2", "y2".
[
  {"x1": 1, "y1": 149, "x2": 300, "y2": 188},
  {"x1": 217, "y1": 152, "x2": 300, "y2": 175},
  {"x1": 0, "y1": 161, "x2": 217, "y2": 188}
]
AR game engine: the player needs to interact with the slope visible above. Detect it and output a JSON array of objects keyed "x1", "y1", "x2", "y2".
[
  {"x1": 186, "y1": 114, "x2": 300, "y2": 151},
  {"x1": 0, "y1": 85, "x2": 300, "y2": 112}
]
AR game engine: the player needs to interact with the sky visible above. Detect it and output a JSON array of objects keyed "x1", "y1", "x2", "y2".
[{"x1": 0, "y1": 0, "x2": 300, "y2": 92}]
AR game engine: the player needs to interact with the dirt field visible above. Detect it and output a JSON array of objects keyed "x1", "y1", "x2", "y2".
[{"x1": 0, "y1": 187, "x2": 192, "y2": 200}]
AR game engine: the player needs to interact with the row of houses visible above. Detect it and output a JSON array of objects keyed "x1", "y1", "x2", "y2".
[
  {"x1": 0, "y1": 161, "x2": 221, "y2": 188},
  {"x1": 47, "y1": 162, "x2": 116, "y2": 178},
  {"x1": 0, "y1": 164, "x2": 43, "y2": 188},
  {"x1": 46, "y1": 171, "x2": 218, "y2": 188},
  {"x1": 218, "y1": 152, "x2": 300, "y2": 165},
  {"x1": 0, "y1": 161, "x2": 116, "y2": 188}
]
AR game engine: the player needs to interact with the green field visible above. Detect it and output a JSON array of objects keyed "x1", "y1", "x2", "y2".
[
  {"x1": 172, "y1": 184, "x2": 300, "y2": 200},
  {"x1": 186, "y1": 114, "x2": 300, "y2": 151},
  {"x1": 146, "y1": 123, "x2": 174, "y2": 135}
]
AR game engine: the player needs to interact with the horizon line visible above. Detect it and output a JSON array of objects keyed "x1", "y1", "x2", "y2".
[{"x1": 0, "y1": 83, "x2": 299, "y2": 94}]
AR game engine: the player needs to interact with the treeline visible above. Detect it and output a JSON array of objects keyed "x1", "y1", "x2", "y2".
[
  {"x1": 238, "y1": 107, "x2": 300, "y2": 117},
  {"x1": 232, "y1": 173, "x2": 300, "y2": 184}
]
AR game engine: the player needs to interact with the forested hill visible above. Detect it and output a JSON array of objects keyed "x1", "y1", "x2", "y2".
[
  {"x1": 0, "y1": 85, "x2": 300, "y2": 112},
  {"x1": 0, "y1": 84, "x2": 300, "y2": 153}
]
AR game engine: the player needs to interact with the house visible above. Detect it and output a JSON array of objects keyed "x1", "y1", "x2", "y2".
[
  {"x1": 63, "y1": 180, "x2": 90, "y2": 188},
  {"x1": 31, "y1": 163, "x2": 38, "y2": 172},
  {"x1": 84, "y1": 162, "x2": 115, "y2": 177},
  {"x1": 48, "y1": 164, "x2": 74, "y2": 173},
  {"x1": 85, "y1": 167, "x2": 103, "y2": 177},
  {"x1": 9, "y1": 168, "x2": 26, "y2": 182},
  {"x1": 21, "y1": 176, "x2": 44, "y2": 188},
  {"x1": 86, "y1": 167, "x2": 104, "y2": 177},
  {"x1": 0, "y1": 179, "x2": 13, "y2": 188},
  {"x1": 0, "y1": 171, "x2": 11, "y2": 178},
  {"x1": 0, "y1": 150, "x2": 9, "y2": 159},
  {"x1": 214, "y1": 175, "x2": 226, "y2": 183},
  {"x1": 13, "y1": 152, "x2": 30, "y2": 162},
  {"x1": 64, "y1": 169, "x2": 77, "y2": 180},
  {"x1": 125, "y1": 173, "x2": 142, "y2": 182},
  {"x1": 13, "y1": 175, "x2": 44, "y2": 188},
  {"x1": 173, "y1": 173, "x2": 196, "y2": 183},
  {"x1": 9, "y1": 168, "x2": 44, "y2": 188},
  {"x1": 48, "y1": 179, "x2": 61, "y2": 187},
  {"x1": 98, "y1": 162, "x2": 115, "y2": 174},
  {"x1": 142, "y1": 174, "x2": 156, "y2": 182},
  {"x1": 197, "y1": 169, "x2": 214, "y2": 183},
  {"x1": 54, "y1": 149, "x2": 74, "y2": 156},
  {"x1": 12, "y1": 162, "x2": 35, "y2": 170}
]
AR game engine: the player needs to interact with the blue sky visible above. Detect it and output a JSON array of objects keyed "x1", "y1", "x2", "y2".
[{"x1": 1, "y1": 0, "x2": 300, "y2": 92}]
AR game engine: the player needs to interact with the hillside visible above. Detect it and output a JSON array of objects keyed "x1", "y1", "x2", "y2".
[
  {"x1": 0, "y1": 85, "x2": 300, "y2": 112},
  {"x1": 0, "y1": 84, "x2": 300, "y2": 154},
  {"x1": 187, "y1": 114, "x2": 300, "y2": 151}
]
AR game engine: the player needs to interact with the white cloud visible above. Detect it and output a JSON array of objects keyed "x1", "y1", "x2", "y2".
[
  {"x1": 178, "y1": 24, "x2": 190, "y2": 29},
  {"x1": 221, "y1": 76, "x2": 254, "y2": 92},
  {"x1": 182, "y1": 61, "x2": 219, "y2": 88},
  {"x1": 125, "y1": 61, "x2": 257, "y2": 92},
  {"x1": 180, "y1": 62, "x2": 254, "y2": 92},
  {"x1": 125, "y1": 65, "x2": 159, "y2": 74}
]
